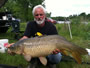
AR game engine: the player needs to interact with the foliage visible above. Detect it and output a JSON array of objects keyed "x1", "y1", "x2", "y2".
[
  {"x1": 0, "y1": 0, "x2": 90, "y2": 22},
  {"x1": 56, "y1": 19, "x2": 90, "y2": 41},
  {"x1": 52, "y1": 12, "x2": 90, "y2": 22},
  {"x1": 52, "y1": 16, "x2": 66, "y2": 21},
  {"x1": 0, "y1": 0, "x2": 45, "y2": 21},
  {"x1": 0, "y1": 21, "x2": 90, "y2": 68},
  {"x1": 69, "y1": 12, "x2": 90, "y2": 22},
  {"x1": 70, "y1": 17, "x2": 90, "y2": 40}
]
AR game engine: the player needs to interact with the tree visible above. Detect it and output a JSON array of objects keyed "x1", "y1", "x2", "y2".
[
  {"x1": 0, "y1": 0, "x2": 45, "y2": 21},
  {"x1": 87, "y1": 14, "x2": 90, "y2": 21}
]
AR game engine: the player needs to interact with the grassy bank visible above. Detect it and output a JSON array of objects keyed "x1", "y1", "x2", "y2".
[{"x1": 0, "y1": 22, "x2": 90, "y2": 68}]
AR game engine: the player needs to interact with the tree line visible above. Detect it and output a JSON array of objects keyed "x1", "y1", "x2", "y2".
[
  {"x1": 0, "y1": 0, "x2": 89, "y2": 22},
  {"x1": 0, "y1": 0, "x2": 45, "y2": 21},
  {"x1": 52, "y1": 12, "x2": 90, "y2": 21}
]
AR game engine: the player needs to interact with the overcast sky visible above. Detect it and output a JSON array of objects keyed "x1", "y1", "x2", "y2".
[{"x1": 45, "y1": 0, "x2": 90, "y2": 17}]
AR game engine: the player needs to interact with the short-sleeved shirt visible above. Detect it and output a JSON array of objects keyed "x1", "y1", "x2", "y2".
[{"x1": 24, "y1": 20, "x2": 58, "y2": 37}]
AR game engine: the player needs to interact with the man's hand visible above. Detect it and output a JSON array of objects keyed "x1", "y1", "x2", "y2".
[
  {"x1": 6, "y1": 43, "x2": 14, "y2": 48},
  {"x1": 19, "y1": 36, "x2": 28, "y2": 40},
  {"x1": 7, "y1": 36, "x2": 28, "y2": 48},
  {"x1": 52, "y1": 49, "x2": 60, "y2": 54}
]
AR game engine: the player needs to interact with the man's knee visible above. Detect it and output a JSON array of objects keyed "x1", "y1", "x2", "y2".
[{"x1": 47, "y1": 53, "x2": 62, "y2": 64}]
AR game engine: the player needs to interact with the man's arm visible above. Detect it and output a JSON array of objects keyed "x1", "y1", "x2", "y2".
[
  {"x1": 7, "y1": 36, "x2": 28, "y2": 48},
  {"x1": 19, "y1": 36, "x2": 29, "y2": 40}
]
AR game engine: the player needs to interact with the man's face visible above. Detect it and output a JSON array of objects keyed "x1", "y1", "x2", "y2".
[{"x1": 34, "y1": 8, "x2": 46, "y2": 25}]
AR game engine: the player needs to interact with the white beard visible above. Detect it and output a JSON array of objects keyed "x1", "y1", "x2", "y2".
[{"x1": 34, "y1": 17, "x2": 45, "y2": 25}]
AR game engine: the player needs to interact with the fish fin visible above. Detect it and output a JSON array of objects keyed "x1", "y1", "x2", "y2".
[
  {"x1": 60, "y1": 49, "x2": 82, "y2": 64},
  {"x1": 60, "y1": 49, "x2": 69, "y2": 56},
  {"x1": 39, "y1": 57, "x2": 47, "y2": 66},
  {"x1": 72, "y1": 52, "x2": 82, "y2": 64},
  {"x1": 70, "y1": 46, "x2": 88, "y2": 64},
  {"x1": 23, "y1": 55, "x2": 32, "y2": 62}
]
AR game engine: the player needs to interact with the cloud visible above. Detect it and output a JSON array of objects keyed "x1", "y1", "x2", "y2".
[{"x1": 45, "y1": 0, "x2": 90, "y2": 17}]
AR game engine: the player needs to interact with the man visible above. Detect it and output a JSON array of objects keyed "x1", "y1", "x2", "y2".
[{"x1": 9, "y1": 5, "x2": 62, "y2": 68}]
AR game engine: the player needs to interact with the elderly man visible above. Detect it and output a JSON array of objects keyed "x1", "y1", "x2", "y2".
[{"x1": 8, "y1": 5, "x2": 62, "y2": 68}]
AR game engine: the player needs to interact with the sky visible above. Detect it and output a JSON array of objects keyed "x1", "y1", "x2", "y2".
[{"x1": 45, "y1": 0, "x2": 90, "y2": 17}]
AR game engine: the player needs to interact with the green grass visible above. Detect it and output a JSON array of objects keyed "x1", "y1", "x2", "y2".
[{"x1": 0, "y1": 22, "x2": 90, "y2": 68}]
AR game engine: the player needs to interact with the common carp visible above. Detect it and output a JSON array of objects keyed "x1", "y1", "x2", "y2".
[{"x1": 8, "y1": 35, "x2": 88, "y2": 65}]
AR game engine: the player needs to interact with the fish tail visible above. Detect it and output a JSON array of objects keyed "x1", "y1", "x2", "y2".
[
  {"x1": 60, "y1": 49, "x2": 69, "y2": 56},
  {"x1": 72, "y1": 52, "x2": 82, "y2": 64},
  {"x1": 78, "y1": 47, "x2": 88, "y2": 55},
  {"x1": 60, "y1": 49, "x2": 82, "y2": 64},
  {"x1": 59, "y1": 47, "x2": 88, "y2": 64},
  {"x1": 71, "y1": 47, "x2": 88, "y2": 64}
]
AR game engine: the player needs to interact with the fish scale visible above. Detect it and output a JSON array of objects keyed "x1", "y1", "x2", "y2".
[{"x1": 8, "y1": 35, "x2": 88, "y2": 65}]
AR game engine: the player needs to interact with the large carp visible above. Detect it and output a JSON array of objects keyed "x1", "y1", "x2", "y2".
[{"x1": 8, "y1": 35, "x2": 88, "y2": 65}]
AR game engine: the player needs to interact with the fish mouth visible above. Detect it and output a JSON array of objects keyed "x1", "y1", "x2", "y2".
[
  {"x1": 7, "y1": 49, "x2": 16, "y2": 55},
  {"x1": 9, "y1": 52, "x2": 16, "y2": 55}
]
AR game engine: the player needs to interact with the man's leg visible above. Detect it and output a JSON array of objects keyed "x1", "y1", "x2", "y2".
[
  {"x1": 47, "y1": 63, "x2": 56, "y2": 68},
  {"x1": 47, "y1": 53, "x2": 62, "y2": 68},
  {"x1": 27, "y1": 58, "x2": 38, "y2": 68}
]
